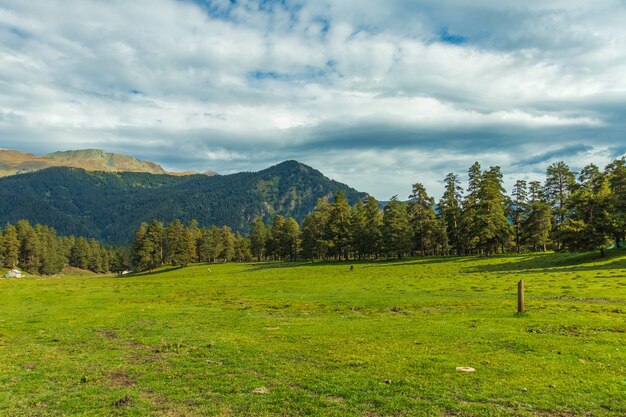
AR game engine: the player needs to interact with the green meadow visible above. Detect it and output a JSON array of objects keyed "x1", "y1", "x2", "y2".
[{"x1": 1, "y1": 251, "x2": 625, "y2": 416}]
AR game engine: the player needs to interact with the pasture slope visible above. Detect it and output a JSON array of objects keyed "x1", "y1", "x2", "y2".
[{"x1": 1, "y1": 251, "x2": 625, "y2": 416}]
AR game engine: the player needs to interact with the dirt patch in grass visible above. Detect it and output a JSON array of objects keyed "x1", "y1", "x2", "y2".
[
  {"x1": 98, "y1": 329, "x2": 118, "y2": 339},
  {"x1": 108, "y1": 370, "x2": 136, "y2": 387}
]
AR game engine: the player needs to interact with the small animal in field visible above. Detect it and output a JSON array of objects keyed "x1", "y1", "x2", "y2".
[
  {"x1": 207, "y1": 268, "x2": 211, "y2": 273},
  {"x1": 350, "y1": 265, "x2": 354, "y2": 272}
]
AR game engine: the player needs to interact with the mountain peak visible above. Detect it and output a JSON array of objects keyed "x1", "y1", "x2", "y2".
[{"x1": 0, "y1": 148, "x2": 217, "y2": 177}]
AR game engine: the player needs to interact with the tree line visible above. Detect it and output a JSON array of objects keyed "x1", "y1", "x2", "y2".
[
  {"x1": 130, "y1": 220, "x2": 252, "y2": 271},
  {"x1": 249, "y1": 157, "x2": 625, "y2": 261},
  {"x1": 128, "y1": 157, "x2": 624, "y2": 271},
  {"x1": 0, "y1": 219, "x2": 124, "y2": 275}
]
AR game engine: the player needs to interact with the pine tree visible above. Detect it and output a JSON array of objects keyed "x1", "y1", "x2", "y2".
[
  {"x1": 326, "y1": 192, "x2": 352, "y2": 259},
  {"x1": 433, "y1": 215, "x2": 449, "y2": 256},
  {"x1": 284, "y1": 217, "x2": 301, "y2": 261},
  {"x1": 510, "y1": 180, "x2": 528, "y2": 253},
  {"x1": 439, "y1": 173, "x2": 463, "y2": 255},
  {"x1": 301, "y1": 198, "x2": 332, "y2": 260},
  {"x1": 110, "y1": 249, "x2": 130, "y2": 275},
  {"x1": 38, "y1": 225, "x2": 65, "y2": 275},
  {"x1": 363, "y1": 196, "x2": 383, "y2": 258},
  {"x1": 180, "y1": 228, "x2": 196, "y2": 267},
  {"x1": 545, "y1": 161, "x2": 576, "y2": 248},
  {"x1": 350, "y1": 199, "x2": 368, "y2": 259},
  {"x1": 88, "y1": 239, "x2": 103, "y2": 272},
  {"x1": 234, "y1": 232, "x2": 252, "y2": 261},
  {"x1": 408, "y1": 182, "x2": 437, "y2": 256},
  {"x1": 462, "y1": 162, "x2": 483, "y2": 253},
  {"x1": 528, "y1": 181, "x2": 544, "y2": 203},
  {"x1": 561, "y1": 164, "x2": 614, "y2": 256},
  {"x1": 187, "y1": 219, "x2": 201, "y2": 262},
  {"x1": 605, "y1": 157, "x2": 626, "y2": 245},
  {"x1": 2, "y1": 224, "x2": 19, "y2": 269},
  {"x1": 270, "y1": 215, "x2": 287, "y2": 260},
  {"x1": 185, "y1": 223, "x2": 198, "y2": 263},
  {"x1": 220, "y1": 226, "x2": 235, "y2": 262},
  {"x1": 17, "y1": 220, "x2": 41, "y2": 274},
  {"x1": 208, "y1": 226, "x2": 224, "y2": 263},
  {"x1": 166, "y1": 220, "x2": 185, "y2": 266},
  {"x1": 475, "y1": 166, "x2": 512, "y2": 255},
  {"x1": 249, "y1": 217, "x2": 267, "y2": 261},
  {"x1": 523, "y1": 201, "x2": 552, "y2": 252},
  {"x1": 71, "y1": 236, "x2": 91, "y2": 270},
  {"x1": 131, "y1": 223, "x2": 153, "y2": 271},
  {"x1": 197, "y1": 227, "x2": 211, "y2": 263},
  {"x1": 146, "y1": 220, "x2": 165, "y2": 267},
  {"x1": 382, "y1": 197, "x2": 411, "y2": 259}
]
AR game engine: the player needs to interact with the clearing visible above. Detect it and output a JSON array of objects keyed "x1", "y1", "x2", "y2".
[{"x1": 1, "y1": 251, "x2": 625, "y2": 416}]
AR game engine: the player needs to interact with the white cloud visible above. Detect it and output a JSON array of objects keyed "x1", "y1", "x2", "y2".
[{"x1": 0, "y1": 0, "x2": 624, "y2": 198}]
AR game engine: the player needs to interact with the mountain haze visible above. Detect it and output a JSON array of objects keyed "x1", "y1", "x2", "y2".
[{"x1": 0, "y1": 160, "x2": 365, "y2": 243}]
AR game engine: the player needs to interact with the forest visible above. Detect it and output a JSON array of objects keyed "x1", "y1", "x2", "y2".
[
  {"x1": 0, "y1": 219, "x2": 119, "y2": 275},
  {"x1": 127, "y1": 157, "x2": 625, "y2": 271},
  {"x1": 1, "y1": 157, "x2": 623, "y2": 275},
  {"x1": 0, "y1": 160, "x2": 363, "y2": 243}
]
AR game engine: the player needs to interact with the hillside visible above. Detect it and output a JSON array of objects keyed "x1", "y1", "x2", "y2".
[
  {"x1": 0, "y1": 160, "x2": 365, "y2": 243},
  {"x1": 0, "y1": 149, "x2": 216, "y2": 177}
]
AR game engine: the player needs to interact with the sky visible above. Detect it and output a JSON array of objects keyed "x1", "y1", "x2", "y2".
[{"x1": 0, "y1": 0, "x2": 625, "y2": 199}]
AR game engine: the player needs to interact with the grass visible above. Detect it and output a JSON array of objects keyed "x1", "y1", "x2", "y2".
[{"x1": 1, "y1": 251, "x2": 625, "y2": 416}]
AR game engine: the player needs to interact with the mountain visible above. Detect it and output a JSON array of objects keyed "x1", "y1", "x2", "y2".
[
  {"x1": 0, "y1": 149, "x2": 216, "y2": 177},
  {"x1": 0, "y1": 160, "x2": 365, "y2": 243}
]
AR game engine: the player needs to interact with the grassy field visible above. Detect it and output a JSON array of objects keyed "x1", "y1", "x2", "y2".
[{"x1": 1, "y1": 251, "x2": 625, "y2": 416}]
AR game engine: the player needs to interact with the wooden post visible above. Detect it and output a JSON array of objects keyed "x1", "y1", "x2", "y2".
[{"x1": 517, "y1": 280, "x2": 525, "y2": 313}]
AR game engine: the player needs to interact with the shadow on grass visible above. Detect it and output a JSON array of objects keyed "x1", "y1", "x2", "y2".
[
  {"x1": 124, "y1": 265, "x2": 183, "y2": 278},
  {"x1": 241, "y1": 255, "x2": 475, "y2": 273},
  {"x1": 467, "y1": 249, "x2": 626, "y2": 274}
]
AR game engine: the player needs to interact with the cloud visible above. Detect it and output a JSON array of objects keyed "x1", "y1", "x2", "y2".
[
  {"x1": 0, "y1": 0, "x2": 625, "y2": 198},
  {"x1": 513, "y1": 144, "x2": 594, "y2": 167}
]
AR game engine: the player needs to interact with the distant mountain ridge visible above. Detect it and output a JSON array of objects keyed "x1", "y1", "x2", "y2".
[
  {"x1": 0, "y1": 160, "x2": 366, "y2": 243},
  {"x1": 0, "y1": 149, "x2": 217, "y2": 177}
]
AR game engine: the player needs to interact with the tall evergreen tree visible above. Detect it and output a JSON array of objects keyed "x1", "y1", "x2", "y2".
[
  {"x1": 207, "y1": 226, "x2": 224, "y2": 263},
  {"x1": 2, "y1": 224, "x2": 19, "y2": 269},
  {"x1": 544, "y1": 161, "x2": 576, "y2": 248},
  {"x1": 524, "y1": 201, "x2": 552, "y2": 252},
  {"x1": 249, "y1": 218, "x2": 267, "y2": 261},
  {"x1": 301, "y1": 198, "x2": 332, "y2": 260},
  {"x1": 605, "y1": 157, "x2": 626, "y2": 244},
  {"x1": 181, "y1": 228, "x2": 196, "y2": 267},
  {"x1": 326, "y1": 192, "x2": 352, "y2": 259},
  {"x1": 70, "y1": 236, "x2": 91, "y2": 270},
  {"x1": 234, "y1": 232, "x2": 252, "y2": 261},
  {"x1": 17, "y1": 220, "x2": 41, "y2": 273},
  {"x1": 88, "y1": 238, "x2": 104, "y2": 273},
  {"x1": 220, "y1": 226, "x2": 235, "y2": 262},
  {"x1": 510, "y1": 180, "x2": 528, "y2": 253},
  {"x1": 146, "y1": 220, "x2": 165, "y2": 267},
  {"x1": 439, "y1": 173, "x2": 463, "y2": 255},
  {"x1": 408, "y1": 182, "x2": 437, "y2": 256},
  {"x1": 131, "y1": 223, "x2": 153, "y2": 271},
  {"x1": 382, "y1": 197, "x2": 411, "y2": 259},
  {"x1": 363, "y1": 195, "x2": 383, "y2": 258},
  {"x1": 284, "y1": 217, "x2": 301, "y2": 261},
  {"x1": 475, "y1": 166, "x2": 512, "y2": 255},
  {"x1": 462, "y1": 162, "x2": 483, "y2": 253},
  {"x1": 561, "y1": 164, "x2": 614, "y2": 256},
  {"x1": 269, "y1": 215, "x2": 287, "y2": 260},
  {"x1": 166, "y1": 220, "x2": 185, "y2": 266},
  {"x1": 350, "y1": 200, "x2": 368, "y2": 259}
]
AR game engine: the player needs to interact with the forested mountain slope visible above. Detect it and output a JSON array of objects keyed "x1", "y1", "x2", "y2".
[{"x1": 0, "y1": 160, "x2": 365, "y2": 243}]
